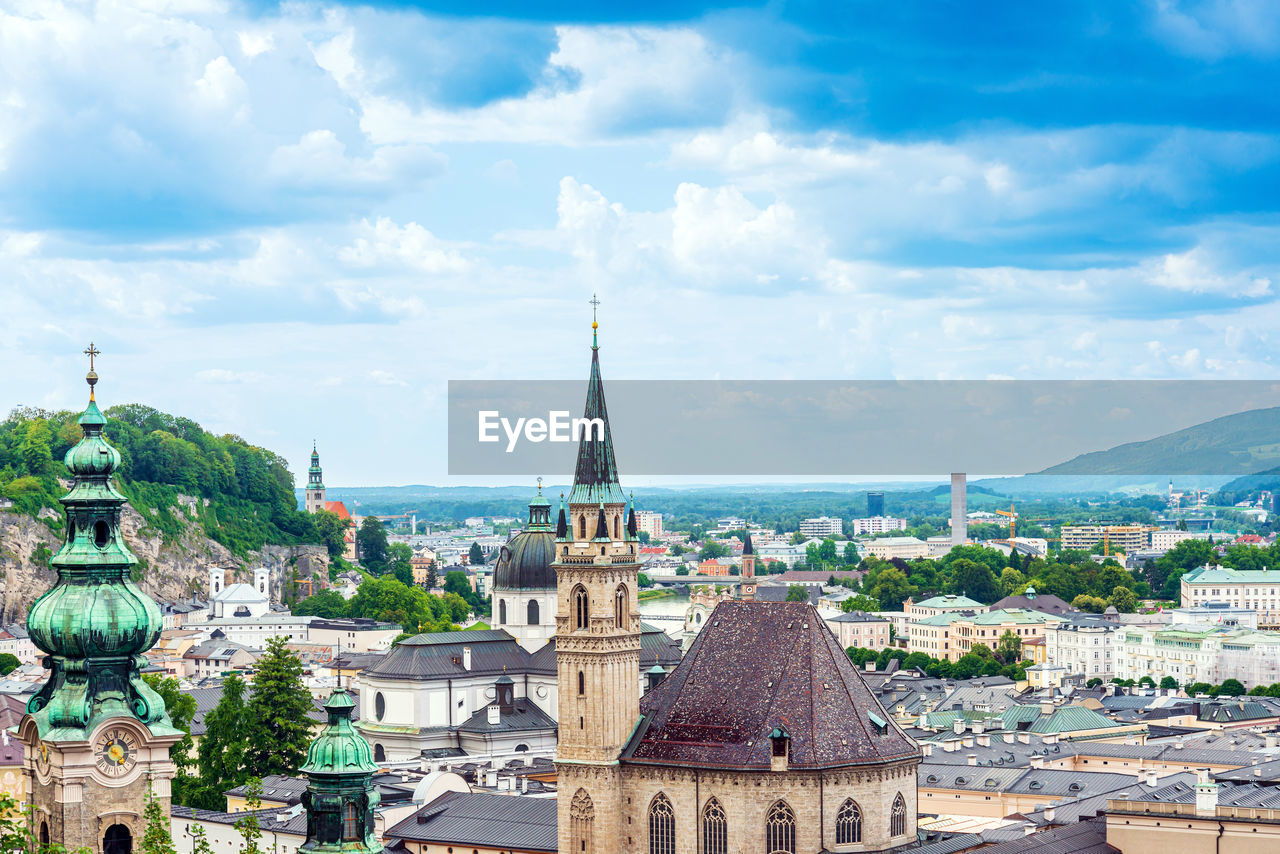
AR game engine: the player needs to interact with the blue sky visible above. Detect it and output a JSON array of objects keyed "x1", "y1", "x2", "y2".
[{"x1": 1, "y1": 0, "x2": 1279, "y2": 485}]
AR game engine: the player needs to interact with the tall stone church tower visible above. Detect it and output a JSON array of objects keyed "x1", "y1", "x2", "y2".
[
  {"x1": 20, "y1": 348, "x2": 182, "y2": 854},
  {"x1": 305, "y1": 443, "x2": 326, "y2": 513},
  {"x1": 554, "y1": 316, "x2": 642, "y2": 854}
]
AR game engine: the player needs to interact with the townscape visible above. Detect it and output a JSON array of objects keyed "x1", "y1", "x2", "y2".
[{"x1": 2, "y1": 328, "x2": 1280, "y2": 854}]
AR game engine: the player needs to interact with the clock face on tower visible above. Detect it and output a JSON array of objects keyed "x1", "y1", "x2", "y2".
[{"x1": 94, "y1": 728, "x2": 138, "y2": 778}]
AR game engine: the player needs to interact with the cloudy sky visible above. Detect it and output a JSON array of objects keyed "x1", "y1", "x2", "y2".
[{"x1": 2, "y1": 0, "x2": 1279, "y2": 486}]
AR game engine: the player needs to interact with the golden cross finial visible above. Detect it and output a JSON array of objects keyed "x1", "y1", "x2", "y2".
[{"x1": 83, "y1": 342, "x2": 101, "y2": 400}]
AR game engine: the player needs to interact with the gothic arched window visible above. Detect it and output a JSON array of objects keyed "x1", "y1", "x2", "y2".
[
  {"x1": 649, "y1": 793, "x2": 675, "y2": 854},
  {"x1": 573, "y1": 585, "x2": 589, "y2": 630},
  {"x1": 528, "y1": 599, "x2": 539, "y2": 625},
  {"x1": 498, "y1": 599, "x2": 507, "y2": 625},
  {"x1": 836, "y1": 799, "x2": 862, "y2": 845},
  {"x1": 891, "y1": 794, "x2": 907, "y2": 837},
  {"x1": 343, "y1": 801, "x2": 359, "y2": 840},
  {"x1": 579, "y1": 515, "x2": 587, "y2": 539},
  {"x1": 615, "y1": 584, "x2": 628, "y2": 630},
  {"x1": 570, "y1": 789, "x2": 595, "y2": 854},
  {"x1": 614, "y1": 516, "x2": 620, "y2": 539},
  {"x1": 766, "y1": 801, "x2": 796, "y2": 854},
  {"x1": 702, "y1": 798, "x2": 727, "y2": 854},
  {"x1": 578, "y1": 670, "x2": 585, "y2": 696}
]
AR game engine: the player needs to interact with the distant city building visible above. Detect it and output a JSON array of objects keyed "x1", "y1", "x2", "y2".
[
  {"x1": 865, "y1": 536, "x2": 929, "y2": 560},
  {"x1": 208, "y1": 567, "x2": 271, "y2": 619},
  {"x1": 304, "y1": 443, "x2": 326, "y2": 513},
  {"x1": 1180, "y1": 565, "x2": 1280, "y2": 629},
  {"x1": 1060, "y1": 524, "x2": 1151, "y2": 553},
  {"x1": 851, "y1": 516, "x2": 908, "y2": 535},
  {"x1": 634, "y1": 509, "x2": 663, "y2": 538},
  {"x1": 904, "y1": 594, "x2": 986, "y2": 621},
  {"x1": 1044, "y1": 614, "x2": 1119, "y2": 679},
  {"x1": 867, "y1": 491, "x2": 885, "y2": 517},
  {"x1": 909, "y1": 608, "x2": 1065, "y2": 663},
  {"x1": 799, "y1": 515, "x2": 844, "y2": 537},
  {"x1": 1114, "y1": 622, "x2": 1280, "y2": 688},
  {"x1": 716, "y1": 516, "x2": 747, "y2": 531},
  {"x1": 1151, "y1": 528, "x2": 1206, "y2": 551},
  {"x1": 824, "y1": 611, "x2": 891, "y2": 649}
]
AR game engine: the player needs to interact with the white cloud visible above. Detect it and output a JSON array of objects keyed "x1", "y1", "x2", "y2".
[
  {"x1": 1146, "y1": 247, "x2": 1272, "y2": 297},
  {"x1": 338, "y1": 217, "x2": 469, "y2": 274}
]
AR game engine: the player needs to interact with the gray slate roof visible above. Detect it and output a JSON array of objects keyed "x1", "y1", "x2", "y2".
[
  {"x1": 968, "y1": 817, "x2": 1116, "y2": 854},
  {"x1": 385, "y1": 792, "x2": 557, "y2": 852},
  {"x1": 456, "y1": 699, "x2": 557, "y2": 734}
]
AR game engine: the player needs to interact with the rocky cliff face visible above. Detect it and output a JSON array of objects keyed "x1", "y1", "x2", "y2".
[{"x1": 0, "y1": 498, "x2": 329, "y2": 624}]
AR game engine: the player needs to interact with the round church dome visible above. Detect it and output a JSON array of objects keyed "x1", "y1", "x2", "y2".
[{"x1": 493, "y1": 490, "x2": 557, "y2": 591}]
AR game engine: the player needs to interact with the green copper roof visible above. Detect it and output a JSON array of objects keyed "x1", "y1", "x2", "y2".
[
  {"x1": 302, "y1": 688, "x2": 379, "y2": 776},
  {"x1": 568, "y1": 344, "x2": 626, "y2": 506},
  {"x1": 26, "y1": 374, "x2": 176, "y2": 740}
]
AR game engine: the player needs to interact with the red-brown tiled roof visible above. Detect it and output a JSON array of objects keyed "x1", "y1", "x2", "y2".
[
  {"x1": 623, "y1": 601, "x2": 920, "y2": 771},
  {"x1": 323, "y1": 501, "x2": 352, "y2": 520}
]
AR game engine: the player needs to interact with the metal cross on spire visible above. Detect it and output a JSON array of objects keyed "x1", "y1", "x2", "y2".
[
  {"x1": 537, "y1": 476, "x2": 543, "y2": 494},
  {"x1": 83, "y1": 342, "x2": 101, "y2": 400},
  {"x1": 590, "y1": 293, "x2": 600, "y2": 349}
]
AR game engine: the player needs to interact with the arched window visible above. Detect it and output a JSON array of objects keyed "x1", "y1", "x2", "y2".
[
  {"x1": 528, "y1": 599, "x2": 539, "y2": 625},
  {"x1": 343, "y1": 801, "x2": 359, "y2": 840},
  {"x1": 573, "y1": 585, "x2": 589, "y2": 630},
  {"x1": 579, "y1": 515, "x2": 587, "y2": 539},
  {"x1": 498, "y1": 599, "x2": 507, "y2": 625},
  {"x1": 103, "y1": 824, "x2": 132, "y2": 854},
  {"x1": 39, "y1": 822, "x2": 49, "y2": 847},
  {"x1": 578, "y1": 670, "x2": 585, "y2": 696},
  {"x1": 615, "y1": 584, "x2": 628, "y2": 630},
  {"x1": 836, "y1": 799, "x2": 862, "y2": 845},
  {"x1": 890, "y1": 794, "x2": 907, "y2": 837},
  {"x1": 374, "y1": 692, "x2": 386, "y2": 721},
  {"x1": 570, "y1": 789, "x2": 595, "y2": 854},
  {"x1": 766, "y1": 801, "x2": 795, "y2": 854},
  {"x1": 614, "y1": 516, "x2": 619, "y2": 539},
  {"x1": 649, "y1": 793, "x2": 675, "y2": 854},
  {"x1": 374, "y1": 743, "x2": 385, "y2": 763},
  {"x1": 702, "y1": 798, "x2": 727, "y2": 854}
]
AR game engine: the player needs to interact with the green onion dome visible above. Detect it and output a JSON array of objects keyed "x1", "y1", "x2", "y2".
[{"x1": 302, "y1": 689, "x2": 379, "y2": 776}]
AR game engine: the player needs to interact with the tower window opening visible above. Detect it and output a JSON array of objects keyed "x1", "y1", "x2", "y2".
[
  {"x1": 343, "y1": 801, "x2": 359, "y2": 840},
  {"x1": 836, "y1": 799, "x2": 862, "y2": 845},
  {"x1": 579, "y1": 516, "x2": 586, "y2": 539},
  {"x1": 615, "y1": 585, "x2": 628, "y2": 630},
  {"x1": 573, "y1": 585, "x2": 589, "y2": 630},
  {"x1": 93, "y1": 520, "x2": 110, "y2": 548},
  {"x1": 499, "y1": 599, "x2": 507, "y2": 625},
  {"x1": 891, "y1": 794, "x2": 907, "y2": 837},
  {"x1": 578, "y1": 670, "x2": 585, "y2": 696}
]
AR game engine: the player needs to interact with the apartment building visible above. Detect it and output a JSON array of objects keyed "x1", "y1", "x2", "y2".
[
  {"x1": 799, "y1": 515, "x2": 844, "y2": 537},
  {"x1": 1060, "y1": 524, "x2": 1151, "y2": 552},
  {"x1": 910, "y1": 608, "x2": 1065, "y2": 663},
  {"x1": 1045, "y1": 615, "x2": 1119, "y2": 679},
  {"x1": 634, "y1": 510, "x2": 663, "y2": 538},
  {"x1": 1113, "y1": 622, "x2": 1280, "y2": 688},
  {"x1": 865, "y1": 535, "x2": 929, "y2": 560},
  {"x1": 1180, "y1": 565, "x2": 1280, "y2": 628},
  {"x1": 849, "y1": 516, "x2": 908, "y2": 535}
]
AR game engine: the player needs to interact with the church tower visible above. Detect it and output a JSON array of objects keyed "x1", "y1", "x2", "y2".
[
  {"x1": 555, "y1": 307, "x2": 642, "y2": 854},
  {"x1": 20, "y1": 346, "x2": 182, "y2": 854},
  {"x1": 299, "y1": 688, "x2": 382, "y2": 854},
  {"x1": 305, "y1": 443, "x2": 326, "y2": 513},
  {"x1": 739, "y1": 532, "x2": 757, "y2": 601}
]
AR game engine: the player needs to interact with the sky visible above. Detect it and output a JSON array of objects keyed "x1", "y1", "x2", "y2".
[{"x1": 2, "y1": 0, "x2": 1280, "y2": 486}]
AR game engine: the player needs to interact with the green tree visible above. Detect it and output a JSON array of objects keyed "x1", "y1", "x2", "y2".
[
  {"x1": 1000, "y1": 567, "x2": 1026, "y2": 597},
  {"x1": 698, "y1": 541, "x2": 729, "y2": 561},
  {"x1": 188, "y1": 824, "x2": 214, "y2": 854},
  {"x1": 142, "y1": 673, "x2": 197, "y2": 805},
  {"x1": 311, "y1": 509, "x2": 348, "y2": 559},
  {"x1": 234, "y1": 778, "x2": 264, "y2": 854},
  {"x1": 140, "y1": 784, "x2": 177, "y2": 854},
  {"x1": 19, "y1": 421, "x2": 54, "y2": 475},
  {"x1": 190, "y1": 672, "x2": 249, "y2": 809},
  {"x1": 358, "y1": 517, "x2": 389, "y2": 571},
  {"x1": 843, "y1": 542, "x2": 860, "y2": 565},
  {"x1": 945, "y1": 559, "x2": 1001, "y2": 603},
  {"x1": 1109, "y1": 586, "x2": 1137, "y2": 613},
  {"x1": 0, "y1": 653, "x2": 19, "y2": 675},
  {"x1": 444, "y1": 570, "x2": 472, "y2": 599},
  {"x1": 638, "y1": 573, "x2": 654, "y2": 589},
  {"x1": 995, "y1": 630, "x2": 1022, "y2": 665},
  {"x1": 786, "y1": 585, "x2": 810, "y2": 602},
  {"x1": 840, "y1": 594, "x2": 881, "y2": 613},
  {"x1": 1092, "y1": 565, "x2": 1131, "y2": 597},
  {"x1": 388, "y1": 542, "x2": 414, "y2": 586},
  {"x1": 468, "y1": 541, "x2": 484, "y2": 566},
  {"x1": 869, "y1": 566, "x2": 917, "y2": 611},
  {"x1": 1186, "y1": 681, "x2": 1213, "y2": 695},
  {"x1": 1159, "y1": 676, "x2": 1179, "y2": 690},
  {"x1": 1217, "y1": 678, "x2": 1246, "y2": 697},
  {"x1": 1072, "y1": 594, "x2": 1109, "y2": 613},
  {"x1": 292, "y1": 589, "x2": 349, "y2": 619},
  {"x1": 244, "y1": 637, "x2": 315, "y2": 778},
  {"x1": 1138, "y1": 675, "x2": 1156, "y2": 688}
]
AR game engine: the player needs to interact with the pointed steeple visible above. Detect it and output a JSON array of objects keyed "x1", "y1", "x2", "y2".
[
  {"x1": 592, "y1": 500, "x2": 610, "y2": 541},
  {"x1": 626, "y1": 492, "x2": 638, "y2": 538},
  {"x1": 556, "y1": 493, "x2": 569, "y2": 540},
  {"x1": 25, "y1": 348, "x2": 176, "y2": 737},
  {"x1": 570, "y1": 304, "x2": 625, "y2": 506},
  {"x1": 743, "y1": 532, "x2": 754, "y2": 556}
]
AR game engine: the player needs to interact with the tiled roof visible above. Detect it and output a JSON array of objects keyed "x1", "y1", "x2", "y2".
[
  {"x1": 623, "y1": 601, "x2": 919, "y2": 771},
  {"x1": 990, "y1": 592, "x2": 1075, "y2": 616},
  {"x1": 971, "y1": 817, "x2": 1116, "y2": 854},
  {"x1": 362, "y1": 631, "x2": 534, "y2": 680},
  {"x1": 385, "y1": 792, "x2": 557, "y2": 852},
  {"x1": 914, "y1": 594, "x2": 985, "y2": 609},
  {"x1": 455, "y1": 698, "x2": 557, "y2": 734},
  {"x1": 1028, "y1": 705, "x2": 1119, "y2": 734}
]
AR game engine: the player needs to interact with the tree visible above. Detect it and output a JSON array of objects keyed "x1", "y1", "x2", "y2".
[
  {"x1": 638, "y1": 573, "x2": 654, "y2": 589},
  {"x1": 143, "y1": 673, "x2": 197, "y2": 804},
  {"x1": 670, "y1": 543, "x2": 685, "y2": 557},
  {"x1": 1072, "y1": 594, "x2": 1108, "y2": 613},
  {"x1": 1092, "y1": 565, "x2": 1131, "y2": 597},
  {"x1": 244, "y1": 637, "x2": 315, "y2": 778},
  {"x1": 234, "y1": 778, "x2": 264, "y2": 854},
  {"x1": 843, "y1": 542, "x2": 860, "y2": 565},
  {"x1": 190, "y1": 672, "x2": 249, "y2": 809},
  {"x1": 698, "y1": 541, "x2": 729, "y2": 561},
  {"x1": 388, "y1": 542, "x2": 414, "y2": 586},
  {"x1": 1000, "y1": 568, "x2": 1026, "y2": 597},
  {"x1": 1159, "y1": 676, "x2": 1179, "y2": 690},
  {"x1": 140, "y1": 783, "x2": 177, "y2": 854},
  {"x1": 311, "y1": 509, "x2": 348, "y2": 558},
  {"x1": 945, "y1": 559, "x2": 1001, "y2": 604},
  {"x1": 840, "y1": 594, "x2": 881, "y2": 613},
  {"x1": 1186, "y1": 681, "x2": 1214, "y2": 696},
  {"x1": 869, "y1": 566, "x2": 917, "y2": 611},
  {"x1": 786, "y1": 585, "x2": 810, "y2": 602},
  {"x1": 0, "y1": 653, "x2": 19, "y2": 675},
  {"x1": 1217, "y1": 678, "x2": 1246, "y2": 697},
  {"x1": 1138, "y1": 675, "x2": 1156, "y2": 688},
  {"x1": 188, "y1": 824, "x2": 214, "y2": 854},
  {"x1": 1086, "y1": 678, "x2": 1103, "y2": 688},
  {"x1": 357, "y1": 517, "x2": 390, "y2": 571},
  {"x1": 1109, "y1": 586, "x2": 1137, "y2": 613},
  {"x1": 467, "y1": 541, "x2": 484, "y2": 566},
  {"x1": 995, "y1": 630, "x2": 1022, "y2": 665},
  {"x1": 292, "y1": 589, "x2": 349, "y2": 619},
  {"x1": 444, "y1": 570, "x2": 472, "y2": 599}
]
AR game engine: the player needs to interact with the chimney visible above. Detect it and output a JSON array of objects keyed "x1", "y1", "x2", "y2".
[
  {"x1": 1255, "y1": 768, "x2": 1262, "y2": 777},
  {"x1": 521, "y1": 776, "x2": 528, "y2": 793},
  {"x1": 1030, "y1": 756, "x2": 1045, "y2": 769},
  {"x1": 953, "y1": 718, "x2": 965, "y2": 734},
  {"x1": 1195, "y1": 771, "x2": 1218, "y2": 815},
  {"x1": 921, "y1": 743, "x2": 934, "y2": 757},
  {"x1": 962, "y1": 736, "x2": 975, "y2": 748},
  {"x1": 463, "y1": 646, "x2": 472, "y2": 671},
  {"x1": 1044, "y1": 806, "x2": 1056, "y2": 823},
  {"x1": 977, "y1": 734, "x2": 991, "y2": 747},
  {"x1": 487, "y1": 705, "x2": 500, "y2": 726},
  {"x1": 967, "y1": 754, "x2": 977, "y2": 766},
  {"x1": 1039, "y1": 701, "x2": 1055, "y2": 715},
  {"x1": 1174, "y1": 741, "x2": 1184, "y2": 750},
  {"x1": 1144, "y1": 770, "x2": 1159, "y2": 787}
]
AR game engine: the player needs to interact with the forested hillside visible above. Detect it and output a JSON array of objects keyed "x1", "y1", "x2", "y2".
[{"x1": 0, "y1": 403, "x2": 320, "y2": 555}]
